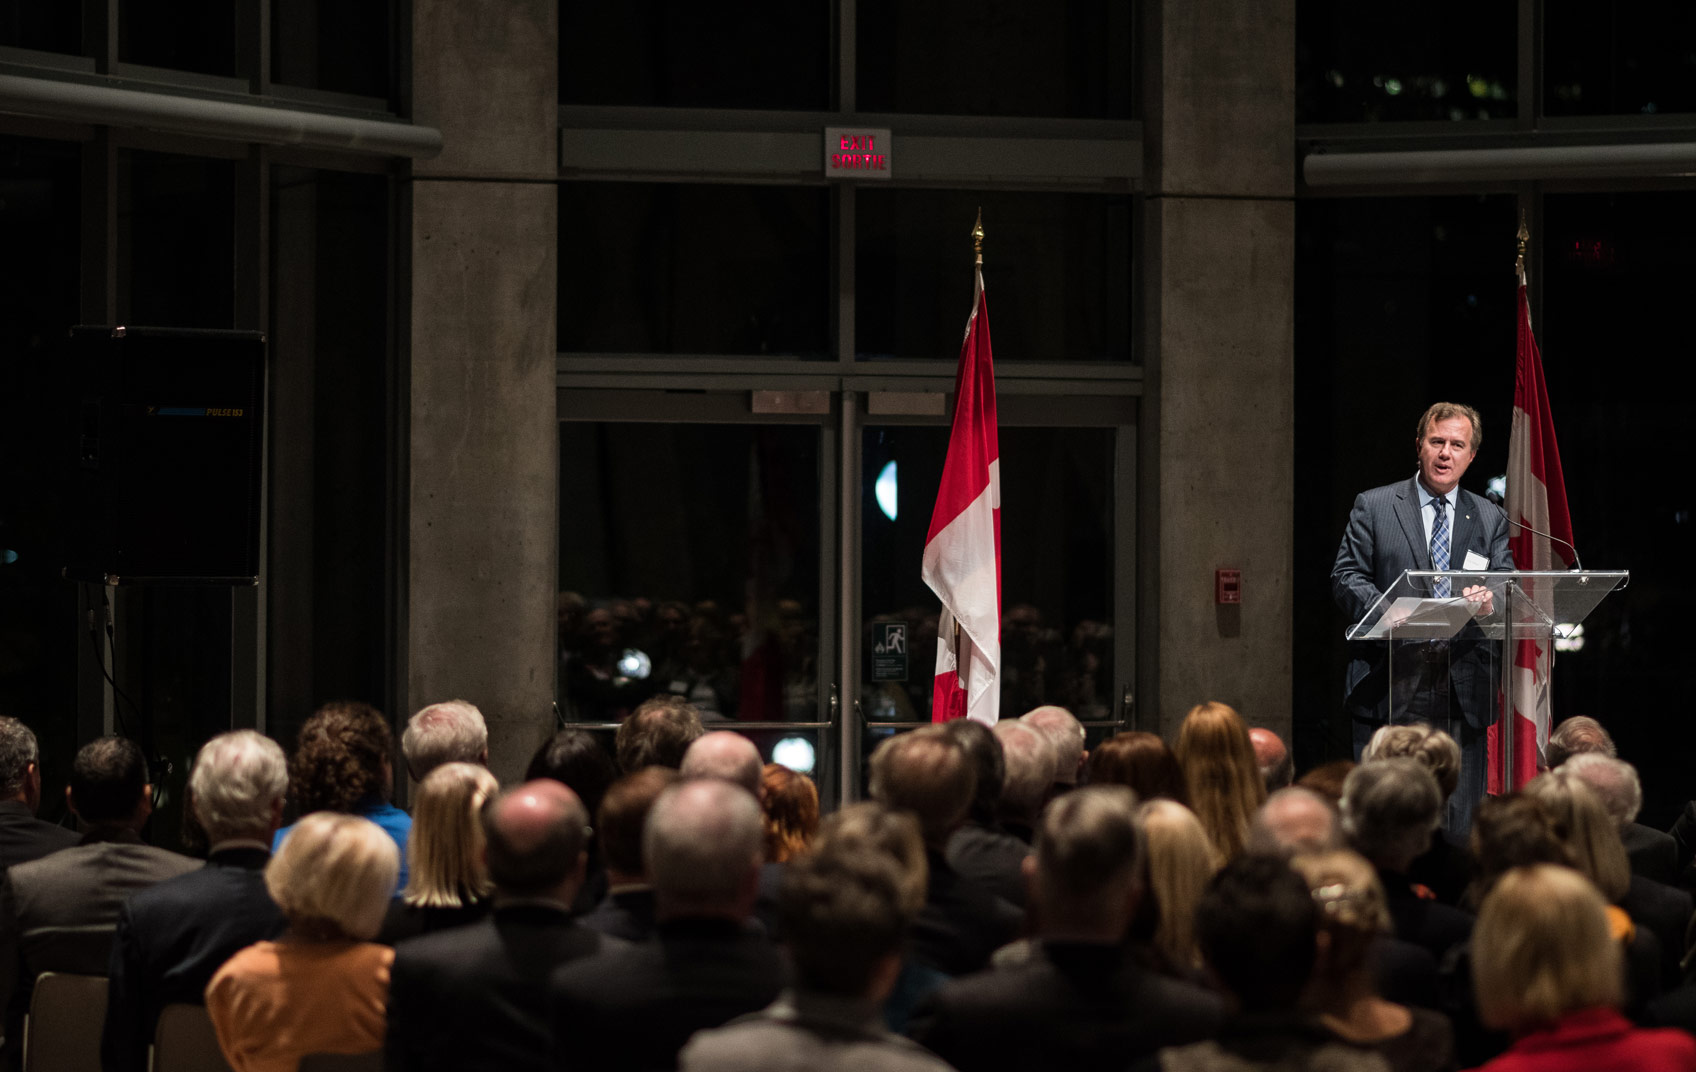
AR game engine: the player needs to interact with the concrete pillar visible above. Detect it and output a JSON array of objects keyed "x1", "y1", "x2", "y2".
[
  {"x1": 1139, "y1": 0, "x2": 1297, "y2": 741},
  {"x1": 407, "y1": 0, "x2": 557, "y2": 782}
]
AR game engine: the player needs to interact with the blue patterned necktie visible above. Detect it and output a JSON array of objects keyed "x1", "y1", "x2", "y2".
[{"x1": 1431, "y1": 496, "x2": 1451, "y2": 597}]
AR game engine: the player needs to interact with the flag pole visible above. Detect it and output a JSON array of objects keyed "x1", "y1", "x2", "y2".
[
  {"x1": 956, "y1": 208, "x2": 985, "y2": 694},
  {"x1": 1515, "y1": 210, "x2": 1528, "y2": 278}
]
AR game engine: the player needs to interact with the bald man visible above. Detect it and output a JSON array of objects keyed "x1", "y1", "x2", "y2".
[
  {"x1": 1023, "y1": 706, "x2": 1087, "y2": 793},
  {"x1": 1249, "y1": 728, "x2": 1293, "y2": 793},
  {"x1": 1247, "y1": 788, "x2": 1340, "y2": 855},
  {"x1": 680, "y1": 731, "x2": 764, "y2": 800},
  {"x1": 387, "y1": 781, "x2": 626, "y2": 1072}
]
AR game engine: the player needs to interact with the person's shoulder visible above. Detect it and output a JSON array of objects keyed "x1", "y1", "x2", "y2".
[{"x1": 1356, "y1": 478, "x2": 1417, "y2": 507}]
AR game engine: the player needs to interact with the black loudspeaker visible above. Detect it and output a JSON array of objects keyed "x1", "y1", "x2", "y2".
[{"x1": 62, "y1": 326, "x2": 266, "y2": 585}]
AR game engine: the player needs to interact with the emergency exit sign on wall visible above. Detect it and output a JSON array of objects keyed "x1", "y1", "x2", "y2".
[{"x1": 824, "y1": 127, "x2": 892, "y2": 180}]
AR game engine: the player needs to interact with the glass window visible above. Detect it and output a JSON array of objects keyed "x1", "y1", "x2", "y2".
[
  {"x1": 857, "y1": 0, "x2": 1133, "y2": 119},
  {"x1": 271, "y1": 0, "x2": 393, "y2": 100},
  {"x1": 560, "y1": 2, "x2": 830, "y2": 110},
  {"x1": 558, "y1": 182, "x2": 830, "y2": 357},
  {"x1": 556, "y1": 422, "x2": 822, "y2": 724},
  {"x1": 857, "y1": 189, "x2": 1132, "y2": 363},
  {"x1": 1544, "y1": 1, "x2": 1696, "y2": 117},
  {"x1": 117, "y1": 151, "x2": 235, "y2": 328},
  {"x1": 1297, "y1": 1, "x2": 1515, "y2": 122},
  {"x1": 1291, "y1": 194, "x2": 1516, "y2": 769},
  {"x1": 0, "y1": 5, "x2": 80, "y2": 53},
  {"x1": 860, "y1": 425, "x2": 1115, "y2": 723},
  {"x1": 120, "y1": 0, "x2": 237, "y2": 77}
]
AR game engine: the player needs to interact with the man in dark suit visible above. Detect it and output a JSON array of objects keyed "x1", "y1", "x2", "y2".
[
  {"x1": 551, "y1": 778, "x2": 784, "y2": 1072},
  {"x1": 0, "y1": 719, "x2": 78, "y2": 871},
  {"x1": 101, "y1": 730, "x2": 289, "y2": 1072},
  {"x1": 578, "y1": 767, "x2": 678, "y2": 942},
  {"x1": 0, "y1": 737, "x2": 197, "y2": 1071},
  {"x1": 1565, "y1": 753, "x2": 1680, "y2": 886},
  {"x1": 908, "y1": 786, "x2": 1223, "y2": 1071},
  {"x1": 942, "y1": 719, "x2": 1029, "y2": 909},
  {"x1": 1332, "y1": 402, "x2": 1515, "y2": 836},
  {"x1": 388, "y1": 779, "x2": 623, "y2": 1072}
]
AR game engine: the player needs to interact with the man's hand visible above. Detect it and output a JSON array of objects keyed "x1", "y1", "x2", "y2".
[{"x1": 1462, "y1": 584, "x2": 1494, "y2": 616}]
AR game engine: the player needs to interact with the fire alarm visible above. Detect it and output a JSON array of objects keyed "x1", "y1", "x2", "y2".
[{"x1": 1215, "y1": 569, "x2": 1242, "y2": 605}]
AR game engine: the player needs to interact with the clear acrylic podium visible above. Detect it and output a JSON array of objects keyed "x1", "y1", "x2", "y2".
[{"x1": 1346, "y1": 569, "x2": 1628, "y2": 786}]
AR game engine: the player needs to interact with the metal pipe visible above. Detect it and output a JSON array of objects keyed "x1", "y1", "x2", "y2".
[
  {"x1": 1304, "y1": 141, "x2": 1696, "y2": 187},
  {"x1": 0, "y1": 73, "x2": 442, "y2": 158}
]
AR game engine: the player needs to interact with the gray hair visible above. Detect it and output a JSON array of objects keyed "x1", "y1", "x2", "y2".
[
  {"x1": 190, "y1": 731, "x2": 289, "y2": 843},
  {"x1": 1024, "y1": 707, "x2": 1086, "y2": 785},
  {"x1": 1545, "y1": 716, "x2": 1615, "y2": 770},
  {"x1": 1035, "y1": 785, "x2": 1143, "y2": 927},
  {"x1": 402, "y1": 700, "x2": 489, "y2": 781},
  {"x1": 994, "y1": 720, "x2": 1057, "y2": 820},
  {"x1": 1563, "y1": 753, "x2": 1642, "y2": 826},
  {"x1": 1248, "y1": 787, "x2": 1341, "y2": 856},
  {"x1": 645, "y1": 779, "x2": 764, "y2": 914},
  {"x1": 0, "y1": 718, "x2": 39, "y2": 799},
  {"x1": 679, "y1": 731, "x2": 763, "y2": 797},
  {"x1": 1340, "y1": 760, "x2": 1441, "y2": 871}
]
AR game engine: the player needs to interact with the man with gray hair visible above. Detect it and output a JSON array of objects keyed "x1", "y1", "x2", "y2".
[
  {"x1": 552, "y1": 779, "x2": 783, "y2": 1071},
  {"x1": 1341, "y1": 759, "x2": 1471, "y2": 960},
  {"x1": 1023, "y1": 706, "x2": 1087, "y2": 792},
  {"x1": 680, "y1": 731, "x2": 763, "y2": 799},
  {"x1": 1247, "y1": 787, "x2": 1340, "y2": 855},
  {"x1": 993, "y1": 719, "x2": 1057, "y2": 844},
  {"x1": 909, "y1": 787, "x2": 1222, "y2": 1070},
  {"x1": 1565, "y1": 753, "x2": 1678, "y2": 885},
  {"x1": 102, "y1": 730, "x2": 291, "y2": 1072},
  {"x1": 0, "y1": 717, "x2": 77, "y2": 869},
  {"x1": 1544, "y1": 714, "x2": 1615, "y2": 770},
  {"x1": 401, "y1": 699, "x2": 489, "y2": 782}
]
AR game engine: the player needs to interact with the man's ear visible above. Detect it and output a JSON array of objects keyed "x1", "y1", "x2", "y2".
[
  {"x1": 24, "y1": 762, "x2": 41, "y2": 811},
  {"x1": 1021, "y1": 853, "x2": 1039, "y2": 907}
]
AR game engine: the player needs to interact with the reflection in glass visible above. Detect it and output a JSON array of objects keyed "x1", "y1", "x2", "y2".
[
  {"x1": 120, "y1": 0, "x2": 236, "y2": 76},
  {"x1": 1297, "y1": 1, "x2": 1515, "y2": 122},
  {"x1": 557, "y1": 423, "x2": 820, "y2": 724},
  {"x1": 860, "y1": 426, "x2": 1114, "y2": 724},
  {"x1": 1544, "y1": 1, "x2": 1696, "y2": 117}
]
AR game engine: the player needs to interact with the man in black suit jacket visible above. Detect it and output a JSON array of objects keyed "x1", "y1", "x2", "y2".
[
  {"x1": 909, "y1": 786, "x2": 1223, "y2": 1072},
  {"x1": 551, "y1": 779, "x2": 784, "y2": 1072},
  {"x1": 388, "y1": 779, "x2": 624, "y2": 1072},
  {"x1": 0, "y1": 718, "x2": 78, "y2": 870},
  {"x1": 577, "y1": 767, "x2": 677, "y2": 943},
  {"x1": 101, "y1": 731, "x2": 290, "y2": 1072},
  {"x1": 1332, "y1": 402, "x2": 1514, "y2": 837},
  {"x1": 1564, "y1": 753, "x2": 1682, "y2": 887}
]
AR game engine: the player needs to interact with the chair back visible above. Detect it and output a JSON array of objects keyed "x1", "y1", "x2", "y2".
[
  {"x1": 22, "y1": 972, "x2": 108, "y2": 1072},
  {"x1": 151, "y1": 1004, "x2": 232, "y2": 1072}
]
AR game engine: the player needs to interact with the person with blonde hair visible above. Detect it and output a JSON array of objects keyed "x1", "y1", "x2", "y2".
[
  {"x1": 206, "y1": 812, "x2": 399, "y2": 1072},
  {"x1": 1363, "y1": 722, "x2": 1470, "y2": 903},
  {"x1": 760, "y1": 763, "x2": 819, "y2": 865},
  {"x1": 1292, "y1": 850, "x2": 1454, "y2": 1072},
  {"x1": 1138, "y1": 799, "x2": 1220, "y2": 977},
  {"x1": 1172, "y1": 701, "x2": 1265, "y2": 860},
  {"x1": 378, "y1": 762, "x2": 499, "y2": 943},
  {"x1": 1470, "y1": 865, "x2": 1696, "y2": 1071}
]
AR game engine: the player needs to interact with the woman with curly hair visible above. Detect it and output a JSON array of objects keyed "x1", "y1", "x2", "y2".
[
  {"x1": 1172, "y1": 701, "x2": 1265, "y2": 860},
  {"x1": 274, "y1": 701, "x2": 411, "y2": 892}
]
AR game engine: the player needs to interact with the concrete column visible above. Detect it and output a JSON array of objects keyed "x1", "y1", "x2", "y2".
[
  {"x1": 1139, "y1": 0, "x2": 1297, "y2": 741},
  {"x1": 407, "y1": 0, "x2": 557, "y2": 782}
]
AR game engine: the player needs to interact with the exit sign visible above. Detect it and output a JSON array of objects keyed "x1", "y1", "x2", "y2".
[{"x1": 824, "y1": 126, "x2": 892, "y2": 180}]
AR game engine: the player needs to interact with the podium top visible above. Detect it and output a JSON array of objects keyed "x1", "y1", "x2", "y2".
[{"x1": 1346, "y1": 570, "x2": 1628, "y2": 641}]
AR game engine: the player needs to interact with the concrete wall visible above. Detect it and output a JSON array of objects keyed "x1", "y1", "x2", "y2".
[
  {"x1": 1140, "y1": 0, "x2": 1297, "y2": 740},
  {"x1": 406, "y1": 0, "x2": 558, "y2": 782}
]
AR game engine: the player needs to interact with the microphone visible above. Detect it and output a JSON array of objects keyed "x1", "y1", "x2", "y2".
[{"x1": 1500, "y1": 512, "x2": 1584, "y2": 572}]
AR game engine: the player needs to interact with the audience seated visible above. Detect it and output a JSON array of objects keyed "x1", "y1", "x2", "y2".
[
  {"x1": 524, "y1": 728, "x2": 619, "y2": 913},
  {"x1": 273, "y1": 701, "x2": 411, "y2": 892},
  {"x1": 1291, "y1": 849, "x2": 1455, "y2": 1072},
  {"x1": 1022, "y1": 706, "x2": 1088, "y2": 793},
  {"x1": 869, "y1": 727, "x2": 1021, "y2": 976},
  {"x1": 400, "y1": 700, "x2": 488, "y2": 782},
  {"x1": 1157, "y1": 853, "x2": 1388, "y2": 1072},
  {"x1": 0, "y1": 736, "x2": 197, "y2": 1070},
  {"x1": 377, "y1": 762, "x2": 499, "y2": 943},
  {"x1": 1564, "y1": 753, "x2": 1679, "y2": 887},
  {"x1": 550, "y1": 779, "x2": 784, "y2": 1071},
  {"x1": 760, "y1": 763, "x2": 818, "y2": 865},
  {"x1": 0, "y1": 717, "x2": 77, "y2": 870},
  {"x1": 206, "y1": 812, "x2": 399, "y2": 1072},
  {"x1": 942, "y1": 719, "x2": 1028, "y2": 908},
  {"x1": 1138, "y1": 799, "x2": 1220, "y2": 979},
  {"x1": 614, "y1": 696, "x2": 705, "y2": 773},
  {"x1": 909, "y1": 786, "x2": 1224, "y2": 1071},
  {"x1": 1470, "y1": 865, "x2": 1696, "y2": 1072},
  {"x1": 577, "y1": 767, "x2": 679, "y2": 942},
  {"x1": 1087, "y1": 731, "x2": 1190, "y2": 806},
  {"x1": 680, "y1": 834, "x2": 951, "y2": 1072},
  {"x1": 1173, "y1": 701, "x2": 1266, "y2": 860},
  {"x1": 1362, "y1": 723, "x2": 1473, "y2": 903},
  {"x1": 387, "y1": 780, "x2": 622, "y2": 1072},
  {"x1": 1249, "y1": 727, "x2": 1294, "y2": 793},
  {"x1": 102, "y1": 731, "x2": 290, "y2": 1072},
  {"x1": 1340, "y1": 760, "x2": 1473, "y2": 962},
  {"x1": 990, "y1": 720, "x2": 1056, "y2": 844},
  {"x1": 1248, "y1": 786, "x2": 1341, "y2": 855}
]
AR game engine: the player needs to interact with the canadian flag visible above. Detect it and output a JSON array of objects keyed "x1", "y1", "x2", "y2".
[
  {"x1": 1489, "y1": 267, "x2": 1574, "y2": 791},
  {"x1": 922, "y1": 265, "x2": 1001, "y2": 725}
]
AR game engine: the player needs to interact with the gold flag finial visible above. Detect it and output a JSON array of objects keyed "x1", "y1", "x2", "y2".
[
  {"x1": 1515, "y1": 210, "x2": 1529, "y2": 276},
  {"x1": 972, "y1": 208, "x2": 984, "y2": 266}
]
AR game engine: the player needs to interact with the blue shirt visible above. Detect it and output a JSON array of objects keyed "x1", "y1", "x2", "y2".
[
  {"x1": 1415, "y1": 478, "x2": 1459, "y2": 548},
  {"x1": 272, "y1": 798, "x2": 412, "y2": 895}
]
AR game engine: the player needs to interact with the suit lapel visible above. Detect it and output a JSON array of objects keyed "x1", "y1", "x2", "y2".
[
  {"x1": 1394, "y1": 478, "x2": 1432, "y2": 570},
  {"x1": 1450, "y1": 490, "x2": 1479, "y2": 566}
]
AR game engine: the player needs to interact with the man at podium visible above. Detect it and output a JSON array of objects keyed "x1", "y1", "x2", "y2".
[{"x1": 1331, "y1": 402, "x2": 1514, "y2": 837}]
